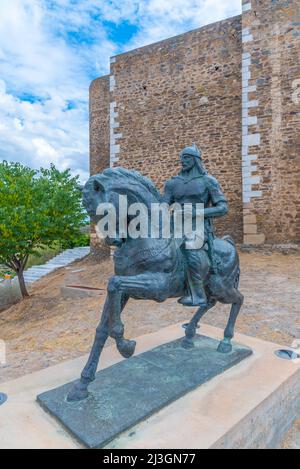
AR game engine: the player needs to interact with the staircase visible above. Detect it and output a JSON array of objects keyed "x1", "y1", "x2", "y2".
[{"x1": 23, "y1": 247, "x2": 90, "y2": 284}]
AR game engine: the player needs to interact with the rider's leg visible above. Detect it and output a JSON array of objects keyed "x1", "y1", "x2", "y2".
[{"x1": 178, "y1": 249, "x2": 210, "y2": 307}]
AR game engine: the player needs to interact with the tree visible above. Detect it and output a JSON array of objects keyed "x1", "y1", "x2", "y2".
[{"x1": 0, "y1": 161, "x2": 86, "y2": 298}]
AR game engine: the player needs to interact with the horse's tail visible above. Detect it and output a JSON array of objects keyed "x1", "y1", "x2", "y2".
[
  {"x1": 234, "y1": 266, "x2": 240, "y2": 289},
  {"x1": 221, "y1": 235, "x2": 240, "y2": 289}
]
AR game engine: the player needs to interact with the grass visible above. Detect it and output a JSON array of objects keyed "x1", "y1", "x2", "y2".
[{"x1": 26, "y1": 243, "x2": 63, "y2": 269}]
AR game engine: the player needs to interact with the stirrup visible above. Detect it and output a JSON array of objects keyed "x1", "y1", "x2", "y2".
[{"x1": 178, "y1": 295, "x2": 207, "y2": 307}]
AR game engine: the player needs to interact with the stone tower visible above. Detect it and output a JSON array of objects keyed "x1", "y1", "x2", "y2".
[{"x1": 90, "y1": 0, "x2": 300, "y2": 256}]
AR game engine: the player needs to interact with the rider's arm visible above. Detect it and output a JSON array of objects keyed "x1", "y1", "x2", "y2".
[
  {"x1": 204, "y1": 176, "x2": 228, "y2": 218},
  {"x1": 162, "y1": 179, "x2": 175, "y2": 205},
  {"x1": 204, "y1": 200, "x2": 228, "y2": 218}
]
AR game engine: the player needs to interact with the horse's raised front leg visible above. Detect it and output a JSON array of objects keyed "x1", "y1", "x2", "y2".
[
  {"x1": 182, "y1": 299, "x2": 216, "y2": 349},
  {"x1": 107, "y1": 273, "x2": 168, "y2": 358},
  {"x1": 218, "y1": 289, "x2": 244, "y2": 354},
  {"x1": 67, "y1": 294, "x2": 128, "y2": 402},
  {"x1": 106, "y1": 281, "x2": 136, "y2": 359}
]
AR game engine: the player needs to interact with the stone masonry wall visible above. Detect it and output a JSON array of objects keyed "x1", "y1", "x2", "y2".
[
  {"x1": 89, "y1": 76, "x2": 110, "y2": 258},
  {"x1": 242, "y1": 0, "x2": 300, "y2": 244},
  {"x1": 90, "y1": 76, "x2": 110, "y2": 175},
  {"x1": 89, "y1": 0, "x2": 300, "y2": 248},
  {"x1": 110, "y1": 16, "x2": 243, "y2": 242}
]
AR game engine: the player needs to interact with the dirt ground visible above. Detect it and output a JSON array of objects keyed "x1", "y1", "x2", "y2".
[{"x1": 0, "y1": 251, "x2": 299, "y2": 384}]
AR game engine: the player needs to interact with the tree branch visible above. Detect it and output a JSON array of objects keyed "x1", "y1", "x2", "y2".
[
  {"x1": 2, "y1": 261, "x2": 16, "y2": 271},
  {"x1": 0, "y1": 256, "x2": 18, "y2": 271},
  {"x1": 20, "y1": 253, "x2": 30, "y2": 270}
]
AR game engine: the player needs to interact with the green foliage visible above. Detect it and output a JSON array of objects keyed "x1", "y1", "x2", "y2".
[
  {"x1": 0, "y1": 161, "x2": 86, "y2": 295},
  {"x1": 61, "y1": 233, "x2": 90, "y2": 250},
  {"x1": 0, "y1": 266, "x2": 15, "y2": 279},
  {"x1": 25, "y1": 243, "x2": 63, "y2": 269}
]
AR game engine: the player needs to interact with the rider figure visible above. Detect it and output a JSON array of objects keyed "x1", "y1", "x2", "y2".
[{"x1": 163, "y1": 144, "x2": 228, "y2": 307}]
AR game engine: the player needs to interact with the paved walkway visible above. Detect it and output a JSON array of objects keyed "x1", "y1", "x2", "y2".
[{"x1": 23, "y1": 247, "x2": 90, "y2": 284}]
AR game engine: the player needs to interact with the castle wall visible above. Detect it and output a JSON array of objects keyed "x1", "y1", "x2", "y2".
[
  {"x1": 90, "y1": 76, "x2": 110, "y2": 175},
  {"x1": 89, "y1": 76, "x2": 110, "y2": 258},
  {"x1": 89, "y1": 0, "x2": 300, "y2": 249},
  {"x1": 242, "y1": 0, "x2": 300, "y2": 244},
  {"x1": 110, "y1": 16, "x2": 243, "y2": 242}
]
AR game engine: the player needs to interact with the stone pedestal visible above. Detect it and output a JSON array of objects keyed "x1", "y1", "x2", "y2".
[
  {"x1": 0, "y1": 324, "x2": 299, "y2": 449},
  {"x1": 37, "y1": 335, "x2": 252, "y2": 448}
]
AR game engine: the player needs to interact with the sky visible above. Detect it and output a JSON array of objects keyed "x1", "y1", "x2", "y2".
[{"x1": 0, "y1": 0, "x2": 241, "y2": 182}]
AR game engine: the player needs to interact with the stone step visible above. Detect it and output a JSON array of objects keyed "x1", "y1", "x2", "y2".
[
  {"x1": 24, "y1": 278, "x2": 43, "y2": 282},
  {"x1": 26, "y1": 267, "x2": 54, "y2": 272},
  {"x1": 48, "y1": 255, "x2": 85, "y2": 261},
  {"x1": 23, "y1": 247, "x2": 90, "y2": 285},
  {"x1": 28, "y1": 266, "x2": 58, "y2": 271},
  {"x1": 24, "y1": 274, "x2": 45, "y2": 279},
  {"x1": 25, "y1": 272, "x2": 42, "y2": 276},
  {"x1": 47, "y1": 262, "x2": 70, "y2": 266},
  {"x1": 25, "y1": 274, "x2": 51, "y2": 279}
]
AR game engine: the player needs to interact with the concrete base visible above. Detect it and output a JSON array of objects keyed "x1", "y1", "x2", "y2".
[{"x1": 0, "y1": 324, "x2": 299, "y2": 449}]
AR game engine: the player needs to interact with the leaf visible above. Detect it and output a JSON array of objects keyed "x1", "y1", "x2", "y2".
[{"x1": 0, "y1": 162, "x2": 86, "y2": 271}]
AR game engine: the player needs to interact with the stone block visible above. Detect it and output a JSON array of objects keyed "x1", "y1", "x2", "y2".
[
  {"x1": 243, "y1": 202, "x2": 254, "y2": 209},
  {"x1": 244, "y1": 224, "x2": 257, "y2": 234},
  {"x1": 242, "y1": 3, "x2": 252, "y2": 13},
  {"x1": 244, "y1": 233, "x2": 266, "y2": 245},
  {"x1": 244, "y1": 214, "x2": 257, "y2": 224}
]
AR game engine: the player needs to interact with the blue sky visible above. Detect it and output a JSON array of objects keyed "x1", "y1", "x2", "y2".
[{"x1": 0, "y1": 0, "x2": 241, "y2": 182}]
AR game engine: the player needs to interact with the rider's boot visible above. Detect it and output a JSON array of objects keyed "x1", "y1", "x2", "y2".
[{"x1": 178, "y1": 271, "x2": 207, "y2": 307}]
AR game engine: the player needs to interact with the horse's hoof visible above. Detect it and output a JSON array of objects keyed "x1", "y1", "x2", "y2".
[
  {"x1": 217, "y1": 340, "x2": 232, "y2": 354},
  {"x1": 182, "y1": 323, "x2": 200, "y2": 330},
  {"x1": 117, "y1": 339, "x2": 136, "y2": 358},
  {"x1": 182, "y1": 338, "x2": 194, "y2": 349},
  {"x1": 67, "y1": 382, "x2": 89, "y2": 402}
]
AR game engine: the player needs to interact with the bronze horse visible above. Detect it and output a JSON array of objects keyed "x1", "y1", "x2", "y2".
[{"x1": 68, "y1": 168, "x2": 243, "y2": 402}]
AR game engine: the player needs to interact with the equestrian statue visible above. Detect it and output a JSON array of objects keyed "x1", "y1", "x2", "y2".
[{"x1": 67, "y1": 144, "x2": 244, "y2": 402}]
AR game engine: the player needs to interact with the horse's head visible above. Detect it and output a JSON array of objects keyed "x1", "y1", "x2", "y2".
[
  {"x1": 83, "y1": 167, "x2": 162, "y2": 244},
  {"x1": 82, "y1": 174, "x2": 107, "y2": 222}
]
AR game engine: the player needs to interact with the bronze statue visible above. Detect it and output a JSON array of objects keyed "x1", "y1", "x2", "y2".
[
  {"x1": 163, "y1": 144, "x2": 228, "y2": 306},
  {"x1": 67, "y1": 146, "x2": 244, "y2": 402}
]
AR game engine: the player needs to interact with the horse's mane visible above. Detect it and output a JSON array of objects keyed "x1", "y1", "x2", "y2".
[{"x1": 102, "y1": 167, "x2": 161, "y2": 202}]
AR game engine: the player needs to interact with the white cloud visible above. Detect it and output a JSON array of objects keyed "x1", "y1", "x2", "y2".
[
  {"x1": 125, "y1": 0, "x2": 241, "y2": 49},
  {"x1": 0, "y1": 0, "x2": 241, "y2": 182}
]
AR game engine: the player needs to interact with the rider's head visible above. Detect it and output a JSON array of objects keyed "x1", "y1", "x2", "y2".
[{"x1": 180, "y1": 144, "x2": 205, "y2": 174}]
